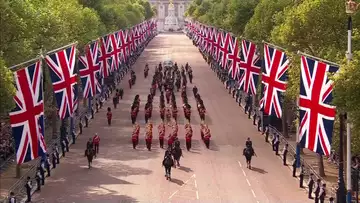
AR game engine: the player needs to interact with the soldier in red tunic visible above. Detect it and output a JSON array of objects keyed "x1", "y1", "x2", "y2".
[
  {"x1": 106, "y1": 107, "x2": 112, "y2": 126},
  {"x1": 167, "y1": 133, "x2": 174, "y2": 149},
  {"x1": 199, "y1": 106, "x2": 206, "y2": 121},
  {"x1": 158, "y1": 122, "x2": 165, "y2": 148},
  {"x1": 172, "y1": 104, "x2": 178, "y2": 121},
  {"x1": 145, "y1": 123, "x2": 153, "y2": 151},
  {"x1": 132, "y1": 123, "x2": 140, "y2": 149},
  {"x1": 200, "y1": 123, "x2": 205, "y2": 140},
  {"x1": 185, "y1": 123, "x2": 193, "y2": 151},
  {"x1": 203, "y1": 125, "x2": 211, "y2": 149}
]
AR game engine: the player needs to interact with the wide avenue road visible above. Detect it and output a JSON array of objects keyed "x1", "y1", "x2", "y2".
[{"x1": 30, "y1": 33, "x2": 311, "y2": 203}]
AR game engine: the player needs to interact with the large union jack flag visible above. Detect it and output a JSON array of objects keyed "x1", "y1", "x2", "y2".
[
  {"x1": 45, "y1": 45, "x2": 78, "y2": 119},
  {"x1": 99, "y1": 35, "x2": 113, "y2": 78},
  {"x1": 110, "y1": 32, "x2": 121, "y2": 71},
  {"x1": 79, "y1": 42, "x2": 102, "y2": 98},
  {"x1": 206, "y1": 27, "x2": 214, "y2": 54},
  {"x1": 213, "y1": 29, "x2": 223, "y2": 62},
  {"x1": 9, "y1": 61, "x2": 47, "y2": 164},
  {"x1": 259, "y1": 44, "x2": 289, "y2": 118},
  {"x1": 238, "y1": 40, "x2": 262, "y2": 95},
  {"x1": 298, "y1": 55, "x2": 338, "y2": 156},
  {"x1": 227, "y1": 36, "x2": 241, "y2": 79},
  {"x1": 219, "y1": 32, "x2": 232, "y2": 69},
  {"x1": 117, "y1": 30, "x2": 128, "y2": 63}
]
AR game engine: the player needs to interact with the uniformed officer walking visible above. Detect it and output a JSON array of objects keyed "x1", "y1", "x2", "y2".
[
  {"x1": 25, "y1": 176, "x2": 32, "y2": 202},
  {"x1": 35, "y1": 167, "x2": 42, "y2": 191},
  {"x1": 282, "y1": 144, "x2": 288, "y2": 165}
]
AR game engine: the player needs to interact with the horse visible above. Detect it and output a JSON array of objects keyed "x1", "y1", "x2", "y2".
[
  {"x1": 84, "y1": 148, "x2": 95, "y2": 169},
  {"x1": 172, "y1": 144, "x2": 182, "y2": 167}
]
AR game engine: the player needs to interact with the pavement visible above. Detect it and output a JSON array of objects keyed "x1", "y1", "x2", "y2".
[{"x1": 25, "y1": 33, "x2": 312, "y2": 203}]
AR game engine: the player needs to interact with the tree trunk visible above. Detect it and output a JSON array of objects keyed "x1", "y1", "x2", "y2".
[
  {"x1": 282, "y1": 102, "x2": 289, "y2": 138},
  {"x1": 318, "y1": 154, "x2": 326, "y2": 177},
  {"x1": 52, "y1": 96, "x2": 58, "y2": 139}
]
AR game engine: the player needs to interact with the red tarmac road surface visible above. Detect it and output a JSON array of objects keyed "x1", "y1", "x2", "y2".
[{"x1": 30, "y1": 33, "x2": 312, "y2": 203}]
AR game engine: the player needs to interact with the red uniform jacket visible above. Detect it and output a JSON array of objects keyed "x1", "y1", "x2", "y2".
[
  {"x1": 107, "y1": 112, "x2": 112, "y2": 120},
  {"x1": 168, "y1": 136, "x2": 174, "y2": 145},
  {"x1": 93, "y1": 135, "x2": 100, "y2": 144},
  {"x1": 186, "y1": 132, "x2": 192, "y2": 142},
  {"x1": 132, "y1": 133, "x2": 138, "y2": 141}
]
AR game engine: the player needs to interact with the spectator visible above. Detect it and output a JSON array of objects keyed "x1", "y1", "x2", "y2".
[{"x1": 0, "y1": 123, "x2": 15, "y2": 163}]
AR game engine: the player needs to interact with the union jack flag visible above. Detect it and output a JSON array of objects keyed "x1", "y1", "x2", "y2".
[
  {"x1": 110, "y1": 32, "x2": 121, "y2": 71},
  {"x1": 117, "y1": 30, "x2": 128, "y2": 63},
  {"x1": 227, "y1": 36, "x2": 241, "y2": 79},
  {"x1": 129, "y1": 27, "x2": 136, "y2": 53},
  {"x1": 213, "y1": 29, "x2": 223, "y2": 62},
  {"x1": 99, "y1": 35, "x2": 113, "y2": 78},
  {"x1": 125, "y1": 29, "x2": 132, "y2": 56},
  {"x1": 201, "y1": 26, "x2": 209, "y2": 52},
  {"x1": 9, "y1": 61, "x2": 47, "y2": 164},
  {"x1": 259, "y1": 44, "x2": 289, "y2": 118},
  {"x1": 207, "y1": 27, "x2": 215, "y2": 54},
  {"x1": 45, "y1": 45, "x2": 78, "y2": 119},
  {"x1": 298, "y1": 55, "x2": 338, "y2": 156},
  {"x1": 79, "y1": 42, "x2": 102, "y2": 98},
  {"x1": 238, "y1": 40, "x2": 262, "y2": 95},
  {"x1": 219, "y1": 32, "x2": 232, "y2": 69}
]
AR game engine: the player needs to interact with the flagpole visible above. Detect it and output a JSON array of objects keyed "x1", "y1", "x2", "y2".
[
  {"x1": 46, "y1": 42, "x2": 78, "y2": 55},
  {"x1": 9, "y1": 56, "x2": 43, "y2": 71},
  {"x1": 296, "y1": 51, "x2": 339, "y2": 66},
  {"x1": 262, "y1": 41, "x2": 287, "y2": 51},
  {"x1": 295, "y1": 97, "x2": 301, "y2": 168}
]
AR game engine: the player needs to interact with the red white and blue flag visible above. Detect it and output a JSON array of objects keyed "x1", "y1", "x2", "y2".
[
  {"x1": 213, "y1": 29, "x2": 223, "y2": 62},
  {"x1": 298, "y1": 55, "x2": 338, "y2": 156},
  {"x1": 238, "y1": 40, "x2": 261, "y2": 95},
  {"x1": 227, "y1": 36, "x2": 241, "y2": 79},
  {"x1": 259, "y1": 44, "x2": 289, "y2": 118},
  {"x1": 79, "y1": 42, "x2": 102, "y2": 98},
  {"x1": 110, "y1": 32, "x2": 121, "y2": 71},
  {"x1": 45, "y1": 44, "x2": 78, "y2": 119},
  {"x1": 219, "y1": 32, "x2": 232, "y2": 69},
  {"x1": 117, "y1": 30, "x2": 128, "y2": 63},
  {"x1": 9, "y1": 61, "x2": 47, "y2": 164},
  {"x1": 99, "y1": 35, "x2": 113, "y2": 78}
]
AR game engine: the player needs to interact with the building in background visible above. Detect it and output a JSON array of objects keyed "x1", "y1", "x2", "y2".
[{"x1": 149, "y1": 0, "x2": 191, "y2": 31}]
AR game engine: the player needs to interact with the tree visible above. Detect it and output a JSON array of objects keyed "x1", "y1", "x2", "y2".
[
  {"x1": 0, "y1": 58, "x2": 15, "y2": 117},
  {"x1": 243, "y1": 0, "x2": 292, "y2": 42},
  {"x1": 225, "y1": 0, "x2": 259, "y2": 35}
]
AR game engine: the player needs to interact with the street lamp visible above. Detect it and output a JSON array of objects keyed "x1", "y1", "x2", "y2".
[{"x1": 345, "y1": 1, "x2": 359, "y2": 203}]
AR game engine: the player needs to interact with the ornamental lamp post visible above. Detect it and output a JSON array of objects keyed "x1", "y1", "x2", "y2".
[{"x1": 345, "y1": 1, "x2": 359, "y2": 202}]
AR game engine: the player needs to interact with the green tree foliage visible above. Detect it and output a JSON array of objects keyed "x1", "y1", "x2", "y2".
[
  {"x1": 0, "y1": 0, "x2": 154, "y2": 116},
  {"x1": 186, "y1": 0, "x2": 360, "y2": 158},
  {"x1": 0, "y1": 58, "x2": 16, "y2": 117}
]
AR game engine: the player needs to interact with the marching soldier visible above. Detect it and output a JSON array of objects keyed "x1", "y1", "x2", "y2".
[
  {"x1": 160, "y1": 105, "x2": 165, "y2": 121},
  {"x1": 25, "y1": 176, "x2": 32, "y2": 202},
  {"x1": 172, "y1": 104, "x2": 178, "y2": 121},
  {"x1": 158, "y1": 122, "x2": 165, "y2": 148},
  {"x1": 106, "y1": 107, "x2": 112, "y2": 126},
  {"x1": 200, "y1": 123, "x2": 205, "y2": 140},
  {"x1": 35, "y1": 167, "x2": 42, "y2": 191},
  {"x1": 145, "y1": 103, "x2": 151, "y2": 123},
  {"x1": 93, "y1": 133, "x2": 100, "y2": 155},
  {"x1": 172, "y1": 122, "x2": 179, "y2": 138},
  {"x1": 183, "y1": 104, "x2": 191, "y2": 121},
  {"x1": 203, "y1": 125, "x2": 211, "y2": 149},
  {"x1": 166, "y1": 107, "x2": 171, "y2": 123},
  {"x1": 199, "y1": 106, "x2": 206, "y2": 121},
  {"x1": 119, "y1": 88, "x2": 124, "y2": 100},
  {"x1": 131, "y1": 104, "x2": 138, "y2": 125},
  {"x1": 132, "y1": 123, "x2": 140, "y2": 149},
  {"x1": 145, "y1": 122, "x2": 153, "y2": 151},
  {"x1": 185, "y1": 123, "x2": 193, "y2": 151}
]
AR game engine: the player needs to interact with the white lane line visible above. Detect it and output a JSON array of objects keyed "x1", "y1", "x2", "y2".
[
  {"x1": 246, "y1": 179, "x2": 251, "y2": 186},
  {"x1": 257, "y1": 201, "x2": 260, "y2": 203},
  {"x1": 196, "y1": 191, "x2": 199, "y2": 199},
  {"x1": 194, "y1": 179, "x2": 197, "y2": 188},
  {"x1": 251, "y1": 189, "x2": 257, "y2": 198},
  {"x1": 238, "y1": 161, "x2": 242, "y2": 167},
  {"x1": 169, "y1": 190, "x2": 178, "y2": 199},
  {"x1": 241, "y1": 169, "x2": 247, "y2": 177}
]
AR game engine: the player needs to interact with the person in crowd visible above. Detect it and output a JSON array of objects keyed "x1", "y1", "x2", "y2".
[{"x1": 25, "y1": 176, "x2": 32, "y2": 202}]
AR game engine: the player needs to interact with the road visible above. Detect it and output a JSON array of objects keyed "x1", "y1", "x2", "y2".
[{"x1": 30, "y1": 33, "x2": 312, "y2": 203}]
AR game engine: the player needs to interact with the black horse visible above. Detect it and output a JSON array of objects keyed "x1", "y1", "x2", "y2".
[{"x1": 84, "y1": 148, "x2": 95, "y2": 169}]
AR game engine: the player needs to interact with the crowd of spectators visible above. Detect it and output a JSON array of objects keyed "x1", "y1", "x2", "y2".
[{"x1": 0, "y1": 122, "x2": 15, "y2": 165}]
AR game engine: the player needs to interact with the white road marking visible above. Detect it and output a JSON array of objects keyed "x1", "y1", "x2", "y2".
[
  {"x1": 242, "y1": 169, "x2": 247, "y2": 177},
  {"x1": 169, "y1": 190, "x2": 178, "y2": 199},
  {"x1": 257, "y1": 201, "x2": 260, "y2": 203},
  {"x1": 246, "y1": 179, "x2": 251, "y2": 186},
  {"x1": 251, "y1": 189, "x2": 257, "y2": 198},
  {"x1": 194, "y1": 179, "x2": 197, "y2": 188},
  {"x1": 196, "y1": 191, "x2": 199, "y2": 199},
  {"x1": 238, "y1": 161, "x2": 242, "y2": 167}
]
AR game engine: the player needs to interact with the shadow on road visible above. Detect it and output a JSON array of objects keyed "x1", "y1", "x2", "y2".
[
  {"x1": 209, "y1": 140, "x2": 220, "y2": 151},
  {"x1": 170, "y1": 178, "x2": 184, "y2": 186},
  {"x1": 250, "y1": 167, "x2": 268, "y2": 174},
  {"x1": 178, "y1": 166, "x2": 193, "y2": 173}
]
